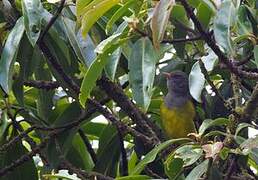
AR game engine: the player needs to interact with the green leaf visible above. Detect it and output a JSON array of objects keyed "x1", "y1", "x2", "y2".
[
  {"x1": 47, "y1": 102, "x2": 82, "y2": 168},
  {"x1": 173, "y1": 145, "x2": 203, "y2": 167},
  {"x1": 95, "y1": 124, "x2": 120, "y2": 176},
  {"x1": 79, "y1": 33, "x2": 122, "y2": 107},
  {"x1": 128, "y1": 150, "x2": 138, "y2": 174},
  {"x1": 196, "y1": 2, "x2": 213, "y2": 29},
  {"x1": 254, "y1": 45, "x2": 258, "y2": 67},
  {"x1": 62, "y1": 17, "x2": 97, "y2": 67},
  {"x1": 0, "y1": 110, "x2": 8, "y2": 141},
  {"x1": 13, "y1": 35, "x2": 34, "y2": 106},
  {"x1": 151, "y1": 0, "x2": 175, "y2": 49},
  {"x1": 189, "y1": 50, "x2": 217, "y2": 102},
  {"x1": 213, "y1": 0, "x2": 236, "y2": 55},
  {"x1": 198, "y1": 118, "x2": 229, "y2": 136},
  {"x1": 129, "y1": 37, "x2": 157, "y2": 111},
  {"x1": 105, "y1": 47, "x2": 121, "y2": 80},
  {"x1": 0, "y1": 17, "x2": 25, "y2": 93},
  {"x1": 106, "y1": 0, "x2": 134, "y2": 34},
  {"x1": 34, "y1": 50, "x2": 54, "y2": 122},
  {"x1": 76, "y1": 0, "x2": 92, "y2": 16},
  {"x1": 80, "y1": 0, "x2": 120, "y2": 37},
  {"x1": 237, "y1": 6, "x2": 253, "y2": 35},
  {"x1": 165, "y1": 157, "x2": 184, "y2": 180},
  {"x1": 185, "y1": 159, "x2": 209, "y2": 180},
  {"x1": 66, "y1": 134, "x2": 94, "y2": 171},
  {"x1": 199, "y1": 0, "x2": 217, "y2": 13},
  {"x1": 21, "y1": 0, "x2": 44, "y2": 46},
  {"x1": 130, "y1": 138, "x2": 191, "y2": 175},
  {"x1": 116, "y1": 175, "x2": 151, "y2": 180}
]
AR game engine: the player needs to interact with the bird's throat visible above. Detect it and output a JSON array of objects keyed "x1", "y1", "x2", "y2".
[{"x1": 164, "y1": 92, "x2": 190, "y2": 109}]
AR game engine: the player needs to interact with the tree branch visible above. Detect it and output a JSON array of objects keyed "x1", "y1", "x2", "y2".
[
  {"x1": 134, "y1": 28, "x2": 202, "y2": 44},
  {"x1": 97, "y1": 77, "x2": 160, "y2": 144},
  {"x1": 24, "y1": 80, "x2": 59, "y2": 90},
  {"x1": 179, "y1": 0, "x2": 258, "y2": 79}
]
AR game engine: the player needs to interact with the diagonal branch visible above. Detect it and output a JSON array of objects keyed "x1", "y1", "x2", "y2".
[{"x1": 179, "y1": 0, "x2": 258, "y2": 79}]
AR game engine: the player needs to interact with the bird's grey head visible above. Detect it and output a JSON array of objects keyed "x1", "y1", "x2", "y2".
[{"x1": 164, "y1": 71, "x2": 190, "y2": 96}]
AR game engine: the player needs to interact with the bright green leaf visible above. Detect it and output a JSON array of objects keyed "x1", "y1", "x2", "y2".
[
  {"x1": 130, "y1": 138, "x2": 191, "y2": 175},
  {"x1": 79, "y1": 33, "x2": 122, "y2": 107},
  {"x1": 106, "y1": 0, "x2": 134, "y2": 34},
  {"x1": 80, "y1": 0, "x2": 120, "y2": 37}
]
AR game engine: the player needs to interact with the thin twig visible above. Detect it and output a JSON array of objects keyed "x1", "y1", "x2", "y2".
[
  {"x1": 117, "y1": 129, "x2": 128, "y2": 176},
  {"x1": 97, "y1": 77, "x2": 160, "y2": 144},
  {"x1": 198, "y1": 60, "x2": 231, "y2": 109},
  {"x1": 179, "y1": 0, "x2": 258, "y2": 79},
  {"x1": 78, "y1": 129, "x2": 97, "y2": 164},
  {"x1": 38, "y1": 0, "x2": 66, "y2": 42}
]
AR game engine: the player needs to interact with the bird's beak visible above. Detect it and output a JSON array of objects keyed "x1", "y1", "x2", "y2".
[{"x1": 162, "y1": 72, "x2": 172, "y2": 79}]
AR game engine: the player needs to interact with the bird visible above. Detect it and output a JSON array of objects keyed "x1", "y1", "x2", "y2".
[{"x1": 160, "y1": 71, "x2": 196, "y2": 139}]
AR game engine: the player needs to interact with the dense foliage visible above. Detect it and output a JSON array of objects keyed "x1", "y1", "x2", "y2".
[{"x1": 0, "y1": 0, "x2": 257, "y2": 179}]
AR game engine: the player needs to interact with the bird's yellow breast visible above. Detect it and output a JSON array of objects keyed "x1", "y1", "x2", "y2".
[{"x1": 160, "y1": 101, "x2": 196, "y2": 139}]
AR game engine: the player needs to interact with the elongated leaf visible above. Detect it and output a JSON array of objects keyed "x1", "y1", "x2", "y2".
[
  {"x1": 129, "y1": 37, "x2": 157, "y2": 111},
  {"x1": 254, "y1": 45, "x2": 258, "y2": 67},
  {"x1": 95, "y1": 124, "x2": 120, "y2": 176},
  {"x1": 63, "y1": 17, "x2": 96, "y2": 67},
  {"x1": 237, "y1": 6, "x2": 253, "y2": 35},
  {"x1": 130, "y1": 138, "x2": 191, "y2": 175},
  {"x1": 106, "y1": 0, "x2": 134, "y2": 34},
  {"x1": 47, "y1": 102, "x2": 82, "y2": 168},
  {"x1": 105, "y1": 47, "x2": 121, "y2": 81},
  {"x1": 34, "y1": 50, "x2": 54, "y2": 122},
  {"x1": 196, "y1": 2, "x2": 213, "y2": 29},
  {"x1": 213, "y1": 0, "x2": 236, "y2": 55},
  {"x1": 185, "y1": 159, "x2": 209, "y2": 180},
  {"x1": 79, "y1": 34, "x2": 122, "y2": 107},
  {"x1": 199, "y1": 0, "x2": 217, "y2": 13},
  {"x1": 22, "y1": 0, "x2": 44, "y2": 46},
  {"x1": 0, "y1": 110, "x2": 8, "y2": 140},
  {"x1": 189, "y1": 50, "x2": 217, "y2": 102},
  {"x1": 0, "y1": 17, "x2": 25, "y2": 93},
  {"x1": 199, "y1": 118, "x2": 229, "y2": 136},
  {"x1": 66, "y1": 134, "x2": 94, "y2": 171},
  {"x1": 76, "y1": 0, "x2": 92, "y2": 16},
  {"x1": 151, "y1": 0, "x2": 175, "y2": 49},
  {"x1": 80, "y1": 0, "x2": 120, "y2": 37}
]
